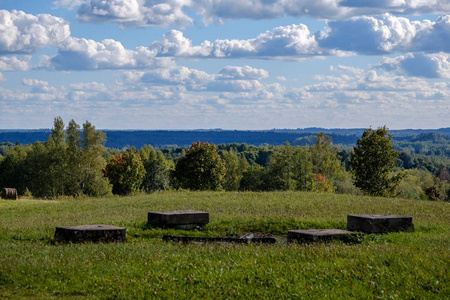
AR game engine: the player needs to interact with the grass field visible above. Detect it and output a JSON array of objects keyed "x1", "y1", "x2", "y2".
[{"x1": 0, "y1": 191, "x2": 449, "y2": 299}]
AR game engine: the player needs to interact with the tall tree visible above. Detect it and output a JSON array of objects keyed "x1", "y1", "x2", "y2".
[
  {"x1": 104, "y1": 149, "x2": 145, "y2": 195},
  {"x1": 291, "y1": 146, "x2": 313, "y2": 191},
  {"x1": 239, "y1": 163, "x2": 267, "y2": 191},
  {"x1": 222, "y1": 150, "x2": 247, "y2": 191},
  {"x1": 141, "y1": 145, "x2": 172, "y2": 193},
  {"x1": 173, "y1": 142, "x2": 226, "y2": 191},
  {"x1": 267, "y1": 142, "x2": 296, "y2": 190},
  {"x1": 0, "y1": 144, "x2": 30, "y2": 195},
  {"x1": 349, "y1": 126, "x2": 405, "y2": 197},
  {"x1": 25, "y1": 142, "x2": 52, "y2": 198},
  {"x1": 310, "y1": 132, "x2": 344, "y2": 190},
  {"x1": 80, "y1": 121, "x2": 111, "y2": 196},
  {"x1": 47, "y1": 117, "x2": 67, "y2": 196},
  {"x1": 65, "y1": 119, "x2": 83, "y2": 196}
]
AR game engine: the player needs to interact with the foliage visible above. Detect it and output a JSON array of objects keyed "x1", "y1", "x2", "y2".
[
  {"x1": 424, "y1": 185, "x2": 441, "y2": 201},
  {"x1": 173, "y1": 142, "x2": 226, "y2": 191},
  {"x1": 221, "y1": 150, "x2": 248, "y2": 191},
  {"x1": 1, "y1": 122, "x2": 448, "y2": 200},
  {"x1": 310, "y1": 132, "x2": 345, "y2": 187},
  {"x1": 239, "y1": 163, "x2": 267, "y2": 191},
  {"x1": 140, "y1": 145, "x2": 172, "y2": 193},
  {"x1": 267, "y1": 142, "x2": 298, "y2": 190},
  {"x1": 311, "y1": 173, "x2": 333, "y2": 193},
  {"x1": 104, "y1": 149, "x2": 146, "y2": 195},
  {"x1": 0, "y1": 117, "x2": 111, "y2": 198},
  {"x1": 397, "y1": 169, "x2": 435, "y2": 200},
  {"x1": 349, "y1": 126, "x2": 406, "y2": 197},
  {"x1": 0, "y1": 142, "x2": 14, "y2": 156}
]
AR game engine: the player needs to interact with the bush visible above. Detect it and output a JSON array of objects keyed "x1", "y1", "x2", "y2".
[{"x1": 425, "y1": 185, "x2": 441, "y2": 201}]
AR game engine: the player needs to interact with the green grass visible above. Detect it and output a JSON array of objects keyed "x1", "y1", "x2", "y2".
[{"x1": 1, "y1": 191, "x2": 449, "y2": 299}]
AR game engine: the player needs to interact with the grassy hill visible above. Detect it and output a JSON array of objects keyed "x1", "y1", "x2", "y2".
[{"x1": 0, "y1": 191, "x2": 448, "y2": 299}]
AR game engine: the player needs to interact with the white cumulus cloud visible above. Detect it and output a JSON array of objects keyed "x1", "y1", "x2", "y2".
[
  {"x1": 218, "y1": 65, "x2": 268, "y2": 80},
  {"x1": 77, "y1": 0, "x2": 193, "y2": 28},
  {"x1": 0, "y1": 10, "x2": 70, "y2": 54},
  {"x1": 318, "y1": 14, "x2": 450, "y2": 54},
  {"x1": 46, "y1": 37, "x2": 174, "y2": 70},
  {"x1": 0, "y1": 55, "x2": 30, "y2": 71},
  {"x1": 52, "y1": 0, "x2": 86, "y2": 10},
  {"x1": 152, "y1": 24, "x2": 325, "y2": 59},
  {"x1": 377, "y1": 53, "x2": 450, "y2": 78}
]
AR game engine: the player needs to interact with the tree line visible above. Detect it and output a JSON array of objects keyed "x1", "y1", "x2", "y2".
[{"x1": 0, "y1": 118, "x2": 449, "y2": 201}]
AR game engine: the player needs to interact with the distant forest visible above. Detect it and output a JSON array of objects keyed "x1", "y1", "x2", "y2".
[
  {"x1": 1, "y1": 128, "x2": 450, "y2": 151},
  {"x1": 1, "y1": 120, "x2": 449, "y2": 201}
]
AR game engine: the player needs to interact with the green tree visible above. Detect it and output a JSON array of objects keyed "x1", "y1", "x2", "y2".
[
  {"x1": 104, "y1": 149, "x2": 145, "y2": 195},
  {"x1": 65, "y1": 119, "x2": 83, "y2": 196},
  {"x1": 24, "y1": 142, "x2": 53, "y2": 198},
  {"x1": 173, "y1": 142, "x2": 225, "y2": 191},
  {"x1": 349, "y1": 126, "x2": 405, "y2": 197},
  {"x1": 267, "y1": 143, "x2": 314, "y2": 191},
  {"x1": 310, "y1": 132, "x2": 344, "y2": 189},
  {"x1": 46, "y1": 117, "x2": 68, "y2": 196},
  {"x1": 239, "y1": 163, "x2": 267, "y2": 191},
  {"x1": 267, "y1": 143, "x2": 296, "y2": 190},
  {"x1": 222, "y1": 150, "x2": 247, "y2": 191},
  {"x1": 141, "y1": 145, "x2": 172, "y2": 193},
  {"x1": 291, "y1": 146, "x2": 314, "y2": 191},
  {"x1": 0, "y1": 144, "x2": 30, "y2": 195},
  {"x1": 80, "y1": 121, "x2": 111, "y2": 196}
]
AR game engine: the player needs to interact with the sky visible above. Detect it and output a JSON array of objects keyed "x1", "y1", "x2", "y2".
[{"x1": 0, "y1": 0, "x2": 449, "y2": 130}]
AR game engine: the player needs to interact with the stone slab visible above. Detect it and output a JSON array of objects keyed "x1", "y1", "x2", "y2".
[
  {"x1": 54, "y1": 224, "x2": 126, "y2": 243},
  {"x1": 287, "y1": 229, "x2": 360, "y2": 243},
  {"x1": 148, "y1": 210, "x2": 209, "y2": 227},
  {"x1": 347, "y1": 214, "x2": 414, "y2": 233}
]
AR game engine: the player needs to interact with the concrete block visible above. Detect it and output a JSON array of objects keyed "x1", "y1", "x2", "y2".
[
  {"x1": 54, "y1": 224, "x2": 126, "y2": 243},
  {"x1": 287, "y1": 229, "x2": 360, "y2": 243},
  {"x1": 347, "y1": 214, "x2": 414, "y2": 233},
  {"x1": 148, "y1": 210, "x2": 209, "y2": 227}
]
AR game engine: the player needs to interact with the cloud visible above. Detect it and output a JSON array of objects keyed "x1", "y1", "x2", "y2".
[
  {"x1": 22, "y1": 78, "x2": 57, "y2": 94},
  {"x1": 0, "y1": 55, "x2": 30, "y2": 71},
  {"x1": 76, "y1": 0, "x2": 193, "y2": 28},
  {"x1": 194, "y1": 0, "x2": 450, "y2": 24},
  {"x1": 218, "y1": 65, "x2": 268, "y2": 80},
  {"x1": 140, "y1": 66, "x2": 214, "y2": 90},
  {"x1": 318, "y1": 14, "x2": 450, "y2": 54},
  {"x1": 52, "y1": 0, "x2": 450, "y2": 28},
  {"x1": 152, "y1": 24, "x2": 328, "y2": 59},
  {"x1": 195, "y1": 0, "x2": 450, "y2": 24},
  {"x1": 377, "y1": 53, "x2": 450, "y2": 78},
  {"x1": 52, "y1": 0, "x2": 86, "y2": 10},
  {"x1": 0, "y1": 10, "x2": 70, "y2": 54},
  {"x1": 136, "y1": 65, "x2": 270, "y2": 92},
  {"x1": 285, "y1": 62, "x2": 449, "y2": 104},
  {"x1": 152, "y1": 15, "x2": 450, "y2": 60},
  {"x1": 340, "y1": 0, "x2": 450, "y2": 15},
  {"x1": 69, "y1": 81, "x2": 107, "y2": 91},
  {"x1": 22, "y1": 78, "x2": 49, "y2": 86},
  {"x1": 45, "y1": 37, "x2": 174, "y2": 70}
]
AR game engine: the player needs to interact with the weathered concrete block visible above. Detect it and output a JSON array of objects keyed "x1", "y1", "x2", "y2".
[
  {"x1": 148, "y1": 210, "x2": 209, "y2": 227},
  {"x1": 347, "y1": 214, "x2": 414, "y2": 233},
  {"x1": 287, "y1": 229, "x2": 360, "y2": 243},
  {"x1": 54, "y1": 225, "x2": 126, "y2": 243}
]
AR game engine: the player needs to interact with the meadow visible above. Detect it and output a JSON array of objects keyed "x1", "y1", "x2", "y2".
[{"x1": 0, "y1": 191, "x2": 449, "y2": 299}]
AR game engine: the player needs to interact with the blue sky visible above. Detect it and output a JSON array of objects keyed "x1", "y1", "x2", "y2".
[{"x1": 0, "y1": 0, "x2": 449, "y2": 130}]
